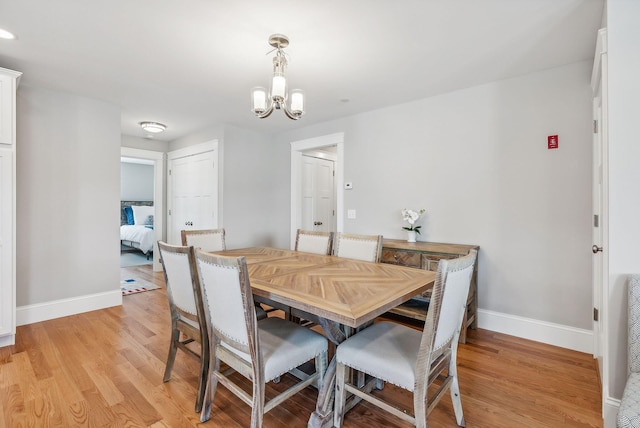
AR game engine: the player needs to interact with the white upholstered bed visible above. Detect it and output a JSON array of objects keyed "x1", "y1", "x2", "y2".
[{"x1": 120, "y1": 201, "x2": 155, "y2": 256}]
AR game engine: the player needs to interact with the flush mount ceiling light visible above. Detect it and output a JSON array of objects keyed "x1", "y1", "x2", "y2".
[
  {"x1": 139, "y1": 121, "x2": 166, "y2": 133},
  {"x1": 0, "y1": 28, "x2": 16, "y2": 40},
  {"x1": 251, "y1": 34, "x2": 305, "y2": 120}
]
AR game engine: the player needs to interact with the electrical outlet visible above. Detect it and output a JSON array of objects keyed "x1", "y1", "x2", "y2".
[{"x1": 347, "y1": 209, "x2": 356, "y2": 219}]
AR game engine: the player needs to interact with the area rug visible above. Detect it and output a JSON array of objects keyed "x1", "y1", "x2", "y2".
[
  {"x1": 120, "y1": 251, "x2": 153, "y2": 268},
  {"x1": 120, "y1": 278, "x2": 161, "y2": 296}
]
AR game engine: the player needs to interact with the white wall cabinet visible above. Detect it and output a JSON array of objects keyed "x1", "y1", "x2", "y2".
[{"x1": 0, "y1": 67, "x2": 21, "y2": 347}]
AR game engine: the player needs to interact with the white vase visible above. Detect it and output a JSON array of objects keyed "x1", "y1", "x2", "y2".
[{"x1": 407, "y1": 230, "x2": 417, "y2": 243}]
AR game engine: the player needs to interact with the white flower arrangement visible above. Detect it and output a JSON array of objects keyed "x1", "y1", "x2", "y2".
[{"x1": 402, "y1": 208, "x2": 426, "y2": 234}]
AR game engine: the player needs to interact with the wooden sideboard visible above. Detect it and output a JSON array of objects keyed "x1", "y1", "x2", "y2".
[{"x1": 380, "y1": 239, "x2": 479, "y2": 344}]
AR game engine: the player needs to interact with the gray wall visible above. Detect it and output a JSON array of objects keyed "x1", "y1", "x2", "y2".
[
  {"x1": 170, "y1": 124, "x2": 288, "y2": 250},
  {"x1": 606, "y1": 0, "x2": 640, "y2": 405},
  {"x1": 121, "y1": 134, "x2": 169, "y2": 153},
  {"x1": 277, "y1": 61, "x2": 593, "y2": 330},
  {"x1": 121, "y1": 162, "x2": 154, "y2": 201},
  {"x1": 221, "y1": 125, "x2": 288, "y2": 249},
  {"x1": 16, "y1": 85, "x2": 121, "y2": 305}
]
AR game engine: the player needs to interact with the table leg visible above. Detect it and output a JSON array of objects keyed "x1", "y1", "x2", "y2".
[{"x1": 308, "y1": 317, "x2": 346, "y2": 428}]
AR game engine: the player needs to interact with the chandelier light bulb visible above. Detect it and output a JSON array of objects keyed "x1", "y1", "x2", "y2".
[
  {"x1": 271, "y1": 76, "x2": 286, "y2": 101},
  {"x1": 290, "y1": 90, "x2": 304, "y2": 115},
  {"x1": 252, "y1": 87, "x2": 267, "y2": 114}
]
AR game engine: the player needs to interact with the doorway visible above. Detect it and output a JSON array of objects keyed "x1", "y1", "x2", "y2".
[
  {"x1": 290, "y1": 132, "x2": 344, "y2": 249},
  {"x1": 300, "y1": 149, "x2": 336, "y2": 233},
  {"x1": 167, "y1": 140, "x2": 220, "y2": 245},
  {"x1": 590, "y1": 27, "x2": 608, "y2": 408},
  {"x1": 120, "y1": 147, "x2": 165, "y2": 272}
]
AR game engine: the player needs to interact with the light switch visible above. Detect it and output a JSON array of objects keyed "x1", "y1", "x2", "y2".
[{"x1": 347, "y1": 209, "x2": 356, "y2": 219}]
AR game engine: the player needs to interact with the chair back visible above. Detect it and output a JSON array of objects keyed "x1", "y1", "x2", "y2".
[
  {"x1": 334, "y1": 232, "x2": 383, "y2": 262},
  {"x1": 295, "y1": 229, "x2": 334, "y2": 255},
  {"x1": 195, "y1": 250, "x2": 257, "y2": 356},
  {"x1": 418, "y1": 250, "x2": 477, "y2": 366},
  {"x1": 181, "y1": 229, "x2": 226, "y2": 252},
  {"x1": 629, "y1": 274, "x2": 640, "y2": 373},
  {"x1": 157, "y1": 241, "x2": 205, "y2": 328}
]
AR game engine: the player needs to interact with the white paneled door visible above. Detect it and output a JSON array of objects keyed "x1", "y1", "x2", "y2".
[
  {"x1": 301, "y1": 155, "x2": 335, "y2": 233},
  {"x1": 168, "y1": 148, "x2": 218, "y2": 245}
]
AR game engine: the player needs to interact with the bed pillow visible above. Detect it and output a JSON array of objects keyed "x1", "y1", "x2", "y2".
[
  {"x1": 131, "y1": 205, "x2": 154, "y2": 226},
  {"x1": 123, "y1": 206, "x2": 135, "y2": 225}
]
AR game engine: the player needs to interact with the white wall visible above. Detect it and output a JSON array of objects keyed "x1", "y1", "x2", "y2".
[
  {"x1": 277, "y1": 61, "x2": 593, "y2": 331},
  {"x1": 16, "y1": 85, "x2": 121, "y2": 308},
  {"x1": 122, "y1": 134, "x2": 169, "y2": 153},
  {"x1": 170, "y1": 124, "x2": 287, "y2": 249},
  {"x1": 605, "y1": 0, "x2": 640, "y2": 408},
  {"x1": 121, "y1": 163, "x2": 154, "y2": 201},
  {"x1": 221, "y1": 125, "x2": 288, "y2": 249}
]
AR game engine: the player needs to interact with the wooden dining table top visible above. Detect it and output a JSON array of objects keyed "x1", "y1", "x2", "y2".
[{"x1": 214, "y1": 247, "x2": 436, "y2": 328}]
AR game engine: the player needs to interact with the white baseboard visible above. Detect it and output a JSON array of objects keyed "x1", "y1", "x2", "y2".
[
  {"x1": 604, "y1": 396, "x2": 620, "y2": 428},
  {"x1": 16, "y1": 290, "x2": 122, "y2": 326},
  {"x1": 0, "y1": 334, "x2": 15, "y2": 347},
  {"x1": 477, "y1": 309, "x2": 593, "y2": 354}
]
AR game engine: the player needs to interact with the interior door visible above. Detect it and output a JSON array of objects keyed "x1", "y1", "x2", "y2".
[
  {"x1": 591, "y1": 29, "x2": 607, "y2": 377},
  {"x1": 300, "y1": 155, "x2": 335, "y2": 233},
  {"x1": 592, "y1": 96, "x2": 603, "y2": 367},
  {"x1": 169, "y1": 150, "x2": 218, "y2": 244}
]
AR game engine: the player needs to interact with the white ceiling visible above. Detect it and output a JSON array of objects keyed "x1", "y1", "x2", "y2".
[{"x1": 0, "y1": 0, "x2": 604, "y2": 142}]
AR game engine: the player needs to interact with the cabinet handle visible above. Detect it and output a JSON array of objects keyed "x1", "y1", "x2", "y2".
[{"x1": 314, "y1": 221, "x2": 323, "y2": 226}]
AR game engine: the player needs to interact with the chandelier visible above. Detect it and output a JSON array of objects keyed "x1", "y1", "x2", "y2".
[{"x1": 251, "y1": 34, "x2": 305, "y2": 120}]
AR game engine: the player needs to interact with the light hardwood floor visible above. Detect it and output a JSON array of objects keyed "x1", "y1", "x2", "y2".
[{"x1": 0, "y1": 265, "x2": 603, "y2": 427}]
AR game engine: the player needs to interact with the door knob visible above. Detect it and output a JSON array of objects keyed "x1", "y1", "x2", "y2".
[{"x1": 592, "y1": 245, "x2": 603, "y2": 254}]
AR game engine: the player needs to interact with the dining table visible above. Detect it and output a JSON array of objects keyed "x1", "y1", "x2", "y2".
[{"x1": 213, "y1": 246, "x2": 436, "y2": 428}]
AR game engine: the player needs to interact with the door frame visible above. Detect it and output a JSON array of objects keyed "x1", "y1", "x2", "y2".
[
  {"x1": 290, "y1": 132, "x2": 344, "y2": 249},
  {"x1": 301, "y1": 151, "x2": 337, "y2": 233},
  {"x1": 120, "y1": 147, "x2": 165, "y2": 272},
  {"x1": 167, "y1": 140, "x2": 221, "y2": 245},
  {"x1": 590, "y1": 27, "x2": 610, "y2": 415}
]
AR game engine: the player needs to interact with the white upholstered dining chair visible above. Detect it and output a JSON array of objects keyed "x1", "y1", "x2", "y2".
[
  {"x1": 333, "y1": 232, "x2": 383, "y2": 262},
  {"x1": 157, "y1": 241, "x2": 209, "y2": 413},
  {"x1": 294, "y1": 229, "x2": 334, "y2": 255},
  {"x1": 195, "y1": 250, "x2": 329, "y2": 427},
  {"x1": 334, "y1": 250, "x2": 477, "y2": 428},
  {"x1": 182, "y1": 228, "x2": 267, "y2": 320},
  {"x1": 181, "y1": 228, "x2": 226, "y2": 252}
]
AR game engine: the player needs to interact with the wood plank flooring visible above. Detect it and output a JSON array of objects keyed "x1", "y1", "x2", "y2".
[{"x1": 0, "y1": 265, "x2": 603, "y2": 427}]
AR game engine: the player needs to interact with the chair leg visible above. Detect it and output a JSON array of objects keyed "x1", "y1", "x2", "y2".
[
  {"x1": 163, "y1": 327, "x2": 180, "y2": 382},
  {"x1": 413, "y1": 384, "x2": 428, "y2": 428},
  {"x1": 200, "y1": 358, "x2": 220, "y2": 423},
  {"x1": 449, "y1": 370, "x2": 465, "y2": 427},
  {"x1": 195, "y1": 342, "x2": 210, "y2": 413},
  {"x1": 250, "y1": 378, "x2": 266, "y2": 428},
  {"x1": 448, "y1": 344, "x2": 465, "y2": 427},
  {"x1": 334, "y1": 362, "x2": 348, "y2": 428}
]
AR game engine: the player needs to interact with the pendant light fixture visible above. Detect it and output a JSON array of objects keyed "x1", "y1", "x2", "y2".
[{"x1": 251, "y1": 34, "x2": 305, "y2": 120}]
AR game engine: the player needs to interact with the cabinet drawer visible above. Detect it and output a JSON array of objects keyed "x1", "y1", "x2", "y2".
[
  {"x1": 421, "y1": 253, "x2": 458, "y2": 271},
  {"x1": 381, "y1": 249, "x2": 421, "y2": 268}
]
